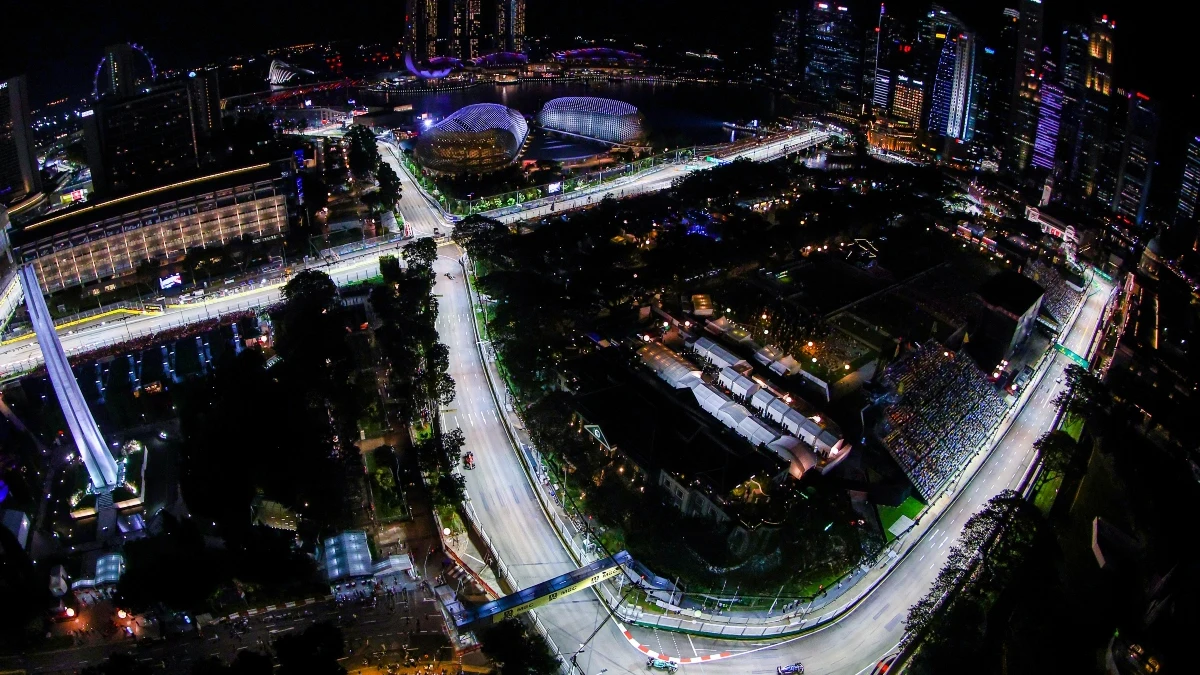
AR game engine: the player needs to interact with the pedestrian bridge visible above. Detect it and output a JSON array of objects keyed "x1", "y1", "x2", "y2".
[{"x1": 454, "y1": 550, "x2": 632, "y2": 627}]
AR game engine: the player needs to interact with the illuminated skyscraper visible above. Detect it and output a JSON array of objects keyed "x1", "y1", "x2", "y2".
[
  {"x1": 406, "y1": 0, "x2": 438, "y2": 60},
  {"x1": 1175, "y1": 136, "x2": 1200, "y2": 229},
  {"x1": 97, "y1": 43, "x2": 138, "y2": 100},
  {"x1": 928, "y1": 31, "x2": 976, "y2": 140},
  {"x1": 1032, "y1": 75, "x2": 1062, "y2": 170},
  {"x1": 864, "y1": 4, "x2": 901, "y2": 108},
  {"x1": 773, "y1": 8, "x2": 804, "y2": 81},
  {"x1": 449, "y1": 0, "x2": 483, "y2": 60},
  {"x1": 1005, "y1": 0, "x2": 1043, "y2": 173},
  {"x1": 496, "y1": 0, "x2": 526, "y2": 53},
  {"x1": 971, "y1": 9, "x2": 1019, "y2": 159},
  {"x1": 804, "y1": 3, "x2": 862, "y2": 108},
  {"x1": 1112, "y1": 93, "x2": 1159, "y2": 226},
  {"x1": 1071, "y1": 15, "x2": 1117, "y2": 199},
  {"x1": 892, "y1": 74, "x2": 925, "y2": 127},
  {"x1": 0, "y1": 74, "x2": 41, "y2": 207}
]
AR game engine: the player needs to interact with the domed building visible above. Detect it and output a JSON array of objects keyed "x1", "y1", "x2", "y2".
[
  {"x1": 415, "y1": 104, "x2": 529, "y2": 174},
  {"x1": 537, "y1": 97, "x2": 645, "y2": 145}
]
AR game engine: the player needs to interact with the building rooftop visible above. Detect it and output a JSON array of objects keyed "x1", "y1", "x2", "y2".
[
  {"x1": 977, "y1": 270, "x2": 1045, "y2": 317},
  {"x1": 11, "y1": 162, "x2": 290, "y2": 248},
  {"x1": 323, "y1": 530, "x2": 373, "y2": 582}
]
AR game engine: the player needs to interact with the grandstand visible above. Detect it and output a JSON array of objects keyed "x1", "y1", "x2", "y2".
[
  {"x1": 1023, "y1": 258, "x2": 1084, "y2": 325},
  {"x1": 877, "y1": 342, "x2": 1009, "y2": 500}
]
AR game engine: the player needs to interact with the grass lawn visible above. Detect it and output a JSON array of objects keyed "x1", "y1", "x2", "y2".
[
  {"x1": 1061, "y1": 413, "x2": 1084, "y2": 442},
  {"x1": 878, "y1": 496, "x2": 925, "y2": 541},
  {"x1": 436, "y1": 503, "x2": 465, "y2": 535},
  {"x1": 364, "y1": 450, "x2": 409, "y2": 522},
  {"x1": 1033, "y1": 472, "x2": 1064, "y2": 516},
  {"x1": 413, "y1": 422, "x2": 434, "y2": 445}
]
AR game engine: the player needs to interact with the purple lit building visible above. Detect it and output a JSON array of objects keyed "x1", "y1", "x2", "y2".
[{"x1": 1032, "y1": 79, "x2": 1062, "y2": 170}]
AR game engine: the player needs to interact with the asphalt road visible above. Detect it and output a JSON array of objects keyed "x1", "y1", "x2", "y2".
[
  {"x1": 434, "y1": 265, "x2": 1111, "y2": 675},
  {"x1": 0, "y1": 127, "x2": 1115, "y2": 675}
]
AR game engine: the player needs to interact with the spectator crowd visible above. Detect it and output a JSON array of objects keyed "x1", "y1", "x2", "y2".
[
  {"x1": 1024, "y1": 258, "x2": 1083, "y2": 325},
  {"x1": 878, "y1": 342, "x2": 1010, "y2": 499}
]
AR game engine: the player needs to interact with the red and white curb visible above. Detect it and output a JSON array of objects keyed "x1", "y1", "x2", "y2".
[
  {"x1": 619, "y1": 623, "x2": 734, "y2": 664},
  {"x1": 222, "y1": 595, "x2": 333, "y2": 622}
]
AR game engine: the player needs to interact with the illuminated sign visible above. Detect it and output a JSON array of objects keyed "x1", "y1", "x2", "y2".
[
  {"x1": 547, "y1": 182, "x2": 562, "y2": 194},
  {"x1": 0, "y1": 82, "x2": 7, "y2": 90},
  {"x1": 491, "y1": 565, "x2": 623, "y2": 624},
  {"x1": 81, "y1": 110, "x2": 94, "y2": 118},
  {"x1": 159, "y1": 273, "x2": 184, "y2": 290}
]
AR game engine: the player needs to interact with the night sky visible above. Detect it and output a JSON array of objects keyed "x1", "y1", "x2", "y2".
[
  {"x1": 2, "y1": 0, "x2": 1197, "y2": 157},
  {"x1": 1, "y1": 2, "x2": 1192, "y2": 104}
]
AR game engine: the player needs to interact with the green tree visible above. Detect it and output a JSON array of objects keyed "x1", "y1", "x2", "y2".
[
  {"x1": 1052, "y1": 364, "x2": 1110, "y2": 421},
  {"x1": 375, "y1": 161, "x2": 403, "y2": 211},
  {"x1": 1032, "y1": 430, "x2": 1077, "y2": 477},
  {"x1": 345, "y1": 125, "x2": 380, "y2": 180},
  {"x1": 375, "y1": 468, "x2": 395, "y2": 490},
  {"x1": 402, "y1": 236, "x2": 438, "y2": 277},
  {"x1": 479, "y1": 619, "x2": 560, "y2": 675}
]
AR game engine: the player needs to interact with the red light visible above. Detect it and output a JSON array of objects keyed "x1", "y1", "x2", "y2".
[
  {"x1": 875, "y1": 27, "x2": 880, "y2": 32},
  {"x1": 1136, "y1": 92, "x2": 1149, "y2": 100},
  {"x1": 1102, "y1": 14, "x2": 1107, "y2": 20}
]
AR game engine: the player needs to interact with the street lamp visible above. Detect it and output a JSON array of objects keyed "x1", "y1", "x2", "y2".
[{"x1": 443, "y1": 527, "x2": 451, "y2": 537}]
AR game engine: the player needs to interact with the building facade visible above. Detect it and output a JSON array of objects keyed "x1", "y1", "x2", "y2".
[
  {"x1": 1175, "y1": 136, "x2": 1200, "y2": 234},
  {"x1": 10, "y1": 162, "x2": 297, "y2": 293},
  {"x1": 406, "y1": 0, "x2": 439, "y2": 60},
  {"x1": 537, "y1": 97, "x2": 644, "y2": 145},
  {"x1": 415, "y1": 103, "x2": 528, "y2": 174},
  {"x1": 1032, "y1": 75, "x2": 1063, "y2": 170},
  {"x1": 927, "y1": 31, "x2": 976, "y2": 140},
  {"x1": 1069, "y1": 15, "x2": 1117, "y2": 200},
  {"x1": 804, "y1": 3, "x2": 862, "y2": 108},
  {"x1": 1005, "y1": 0, "x2": 1043, "y2": 173},
  {"x1": 84, "y1": 78, "x2": 224, "y2": 197},
  {"x1": 1111, "y1": 93, "x2": 1159, "y2": 227},
  {"x1": 0, "y1": 75, "x2": 41, "y2": 207},
  {"x1": 892, "y1": 74, "x2": 925, "y2": 127},
  {"x1": 496, "y1": 0, "x2": 526, "y2": 53}
]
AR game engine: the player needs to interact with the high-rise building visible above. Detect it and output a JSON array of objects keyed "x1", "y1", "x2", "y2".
[
  {"x1": 496, "y1": 0, "x2": 526, "y2": 53},
  {"x1": 84, "y1": 80, "x2": 206, "y2": 196},
  {"x1": 1071, "y1": 15, "x2": 1117, "y2": 199},
  {"x1": 892, "y1": 74, "x2": 925, "y2": 127},
  {"x1": 187, "y1": 69, "x2": 222, "y2": 137},
  {"x1": 927, "y1": 30, "x2": 976, "y2": 140},
  {"x1": 971, "y1": 9, "x2": 1019, "y2": 159},
  {"x1": 872, "y1": 68, "x2": 892, "y2": 108},
  {"x1": 1005, "y1": 0, "x2": 1043, "y2": 173},
  {"x1": 0, "y1": 75, "x2": 42, "y2": 207},
  {"x1": 1175, "y1": 136, "x2": 1200, "y2": 229},
  {"x1": 773, "y1": 8, "x2": 804, "y2": 81},
  {"x1": 1032, "y1": 72, "x2": 1063, "y2": 170},
  {"x1": 864, "y1": 4, "x2": 901, "y2": 109},
  {"x1": 804, "y1": 3, "x2": 862, "y2": 108},
  {"x1": 1111, "y1": 93, "x2": 1159, "y2": 226},
  {"x1": 406, "y1": 0, "x2": 439, "y2": 60},
  {"x1": 449, "y1": 0, "x2": 483, "y2": 60},
  {"x1": 97, "y1": 43, "x2": 139, "y2": 100}
]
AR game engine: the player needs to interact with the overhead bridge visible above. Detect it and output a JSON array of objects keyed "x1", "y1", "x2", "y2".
[{"x1": 454, "y1": 550, "x2": 632, "y2": 627}]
